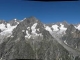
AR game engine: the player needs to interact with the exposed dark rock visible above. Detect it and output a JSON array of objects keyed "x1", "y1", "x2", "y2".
[
  {"x1": 62, "y1": 24, "x2": 80, "y2": 50},
  {"x1": 8, "y1": 19, "x2": 20, "y2": 26},
  {"x1": 0, "y1": 17, "x2": 79, "y2": 60}
]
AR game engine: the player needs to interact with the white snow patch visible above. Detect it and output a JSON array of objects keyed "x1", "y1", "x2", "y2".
[
  {"x1": 20, "y1": 18, "x2": 26, "y2": 22},
  {"x1": 45, "y1": 26, "x2": 52, "y2": 32},
  {"x1": 0, "y1": 24, "x2": 17, "y2": 35},
  {"x1": 27, "y1": 27, "x2": 30, "y2": 30},
  {"x1": 7, "y1": 23, "x2": 11, "y2": 28},
  {"x1": 44, "y1": 24, "x2": 46, "y2": 27},
  {"x1": 7, "y1": 35, "x2": 11, "y2": 37},
  {"x1": 31, "y1": 23, "x2": 38, "y2": 35},
  {"x1": 25, "y1": 23, "x2": 43, "y2": 39},
  {"x1": 0, "y1": 23, "x2": 6, "y2": 31},
  {"x1": 75, "y1": 24, "x2": 80, "y2": 30},
  {"x1": 36, "y1": 33, "x2": 42, "y2": 36},
  {"x1": 25, "y1": 30, "x2": 31, "y2": 39},
  {"x1": 16, "y1": 21, "x2": 19, "y2": 24},
  {"x1": 52, "y1": 25, "x2": 59, "y2": 31},
  {"x1": 14, "y1": 19, "x2": 19, "y2": 24},
  {"x1": 0, "y1": 58, "x2": 2, "y2": 60},
  {"x1": 22, "y1": 30, "x2": 25, "y2": 32},
  {"x1": 14, "y1": 19, "x2": 17, "y2": 21},
  {"x1": 38, "y1": 33, "x2": 43, "y2": 36},
  {"x1": 11, "y1": 35, "x2": 14, "y2": 38},
  {"x1": 24, "y1": 18, "x2": 26, "y2": 20},
  {"x1": 37, "y1": 28, "x2": 39, "y2": 31},
  {"x1": 64, "y1": 40, "x2": 68, "y2": 45},
  {"x1": 21, "y1": 18, "x2": 26, "y2": 22},
  {"x1": 58, "y1": 24, "x2": 67, "y2": 34},
  {"x1": 31, "y1": 33, "x2": 43, "y2": 39},
  {"x1": 60, "y1": 24, "x2": 67, "y2": 31},
  {"x1": 21, "y1": 20, "x2": 23, "y2": 22}
]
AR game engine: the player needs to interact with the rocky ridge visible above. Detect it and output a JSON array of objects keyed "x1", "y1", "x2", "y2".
[{"x1": 0, "y1": 17, "x2": 80, "y2": 60}]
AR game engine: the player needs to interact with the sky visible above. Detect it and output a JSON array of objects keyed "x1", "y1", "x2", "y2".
[{"x1": 0, "y1": 0, "x2": 80, "y2": 24}]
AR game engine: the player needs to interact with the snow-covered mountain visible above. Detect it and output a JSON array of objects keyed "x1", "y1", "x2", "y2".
[{"x1": 0, "y1": 17, "x2": 80, "y2": 60}]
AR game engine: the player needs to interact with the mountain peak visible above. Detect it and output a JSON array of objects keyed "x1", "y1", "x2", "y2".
[
  {"x1": 21, "y1": 16, "x2": 41, "y2": 25},
  {"x1": 8, "y1": 19, "x2": 20, "y2": 26},
  {"x1": 62, "y1": 20, "x2": 69, "y2": 24},
  {"x1": 14, "y1": 18, "x2": 17, "y2": 21},
  {"x1": 26, "y1": 16, "x2": 38, "y2": 22},
  {"x1": 0, "y1": 20, "x2": 6, "y2": 24},
  {"x1": 0, "y1": 17, "x2": 80, "y2": 60},
  {"x1": 28, "y1": 16, "x2": 36, "y2": 19}
]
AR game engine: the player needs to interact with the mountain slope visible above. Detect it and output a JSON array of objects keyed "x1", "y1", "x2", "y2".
[{"x1": 0, "y1": 17, "x2": 80, "y2": 60}]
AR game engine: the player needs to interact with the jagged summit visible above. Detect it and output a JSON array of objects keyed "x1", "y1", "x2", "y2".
[
  {"x1": 28, "y1": 16, "x2": 38, "y2": 20},
  {"x1": 0, "y1": 17, "x2": 79, "y2": 36},
  {"x1": 12, "y1": 17, "x2": 45, "y2": 39},
  {"x1": 14, "y1": 18, "x2": 17, "y2": 20},
  {"x1": 22, "y1": 16, "x2": 40, "y2": 24},
  {"x1": 0, "y1": 20, "x2": 7, "y2": 24},
  {"x1": 8, "y1": 19, "x2": 19, "y2": 26},
  {"x1": 0, "y1": 17, "x2": 80, "y2": 60},
  {"x1": 65, "y1": 24, "x2": 76, "y2": 35}
]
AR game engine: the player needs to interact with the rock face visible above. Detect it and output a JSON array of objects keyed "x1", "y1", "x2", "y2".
[
  {"x1": 0, "y1": 17, "x2": 80, "y2": 60},
  {"x1": 8, "y1": 19, "x2": 20, "y2": 26},
  {"x1": 62, "y1": 24, "x2": 80, "y2": 50}
]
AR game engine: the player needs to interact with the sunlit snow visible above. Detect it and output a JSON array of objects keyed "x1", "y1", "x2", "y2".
[
  {"x1": 64, "y1": 40, "x2": 68, "y2": 45},
  {"x1": 11, "y1": 35, "x2": 14, "y2": 38},
  {"x1": 52, "y1": 25, "x2": 59, "y2": 31},
  {"x1": 27, "y1": 27, "x2": 30, "y2": 30},
  {"x1": 22, "y1": 30, "x2": 25, "y2": 32},
  {"x1": 14, "y1": 19, "x2": 19, "y2": 24},
  {"x1": 0, "y1": 23, "x2": 17, "y2": 35},
  {"x1": 45, "y1": 26, "x2": 52, "y2": 32},
  {"x1": 24, "y1": 18, "x2": 26, "y2": 20},
  {"x1": 0, "y1": 23, "x2": 6, "y2": 31},
  {"x1": 25, "y1": 30, "x2": 31, "y2": 39},
  {"x1": 60, "y1": 24, "x2": 67, "y2": 31},
  {"x1": 31, "y1": 23, "x2": 38, "y2": 35},
  {"x1": 75, "y1": 24, "x2": 80, "y2": 30},
  {"x1": 58, "y1": 24, "x2": 67, "y2": 34},
  {"x1": 14, "y1": 18, "x2": 17, "y2": 20},
  {"x1": 25, "y1": 23, "x2": 43, "y2": 39},
  {"x1": 37, "y1": 28, "x2": 39, "y2": 31}
]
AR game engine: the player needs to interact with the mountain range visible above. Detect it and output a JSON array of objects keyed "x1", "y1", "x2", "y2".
[{"x1": 0, "y1": 17, "x2": 80, "y2": 60}]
